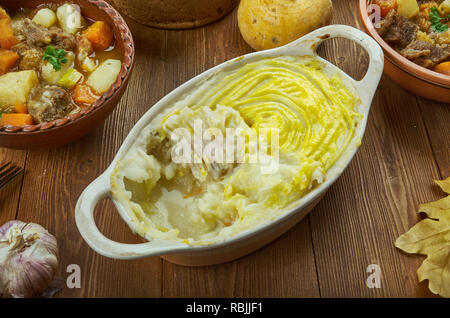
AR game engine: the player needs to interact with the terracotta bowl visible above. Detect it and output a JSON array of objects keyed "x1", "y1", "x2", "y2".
[
  {"x1": 359, "y1": 0, "x2": 450, "y2": 103},
  {"x1": 109, "y1": 0, "x2": 239, "y2": 29},
  {"x1": 0, "y1": 0, "x2": 135, "y2": 149}
]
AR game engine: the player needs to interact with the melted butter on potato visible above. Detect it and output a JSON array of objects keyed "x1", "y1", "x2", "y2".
[
  {"x1": 111, "y1": 56, "x2": 362, "y2": 245},
  {"x1": 238, "y1": 0, "x2": 333, "y2": 51}
]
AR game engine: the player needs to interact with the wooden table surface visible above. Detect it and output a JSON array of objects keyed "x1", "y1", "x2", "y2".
[{"x1": 0, "y1": 0, "x2": 449, "y2": 298}]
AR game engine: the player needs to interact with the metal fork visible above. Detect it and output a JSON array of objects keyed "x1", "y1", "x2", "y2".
[{"x1": 0, "y1": 162, "x2": 24, "y2": 190}]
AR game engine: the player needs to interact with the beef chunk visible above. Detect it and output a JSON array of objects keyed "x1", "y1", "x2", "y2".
[
  {"x1": 23, "y1": 18, "x2": 53, "y2": 47},
  {"x1": 375, "y1": 10, "x2": 396, "y2": 37},
  {"x1": 377, "y1": 11, "x2": 418, "y2": 48},
  {"x1": 436, "y1": 30, "x2": 450, "y2": 45},
  {"x1": 376, "y1": 8, "x2": 450, "y2": 70},
  {"x1": 412, "y1": 56, "x2": 435, "y2": 68},
  {"x1": 75, "y1": 34, "x2": 93, "y2": 63},
  {"x1": 400, "y1": 41, "x2": 450, "y2": 68},
  {"x1": 50, "y1": 26, "x2": 76, "y2": 51},
  {"x1": 431, "y1": 44, "x2": 450, "y2": 64},
  {"x1": 12, "y1": 20, "x2": 76, "y2": 72},
  {"x1": 12, "y1": 42, "x2": 44, "y2": 71},
  {"x1": 27, "y1": 85, "x2": 73, "y2": 123},
  {"x1": 22, "y1": 18, "x2": 75, "y2": 51},
  {"x1": 400, "y1": 41, "x2": 432, "y2": 60},
  {"x1": 11, "y1": 15, "x2": 27, "y2": 42}
]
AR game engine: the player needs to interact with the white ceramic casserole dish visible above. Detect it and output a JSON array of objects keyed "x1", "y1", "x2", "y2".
[{"x1": 75, "y1": 25, "x2": 384, "y2": 266}]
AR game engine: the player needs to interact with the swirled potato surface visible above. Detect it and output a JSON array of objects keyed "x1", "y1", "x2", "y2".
[{"x1": 111, "y1": 56, "x2": 362, "y2": 245}]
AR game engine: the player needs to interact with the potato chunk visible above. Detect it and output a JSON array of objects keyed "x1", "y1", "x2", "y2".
[
  {"x1": 397, "y1": 0, "x2": 420, "y2": 19},
  {"x1": 81, "y1": 57, "x2": 97, "y2": 73},
  {"x1": 41, "y1": 51, "x2": 75, "y2": 84},
  {"x1": 56, "y1": 4, "x2": 82, "y2": 34},
  {"x1": 436, "y1": 30, "x2": 450, "y2": 45},
  {"x1": 440, "y1": 0, "x2": 450, "y2": 14},
  {"x1": 32, "y1": 8, "x2": 57, "y2": 28},
  {"x1": 0, "y1": 70, "x2": 38, "y2": 110},
  {"x1": 86, "y1": 59, "x2": 121, "y2": 94}
]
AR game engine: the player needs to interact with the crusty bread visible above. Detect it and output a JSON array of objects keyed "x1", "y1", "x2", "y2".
[{"x1": 110, "y1": 0, "x2": 239, "y2": 29}]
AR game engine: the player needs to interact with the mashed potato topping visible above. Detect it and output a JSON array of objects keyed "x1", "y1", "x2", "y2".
[{"x1": 111, "y1": 56, "x2": 362, "y2": 245}]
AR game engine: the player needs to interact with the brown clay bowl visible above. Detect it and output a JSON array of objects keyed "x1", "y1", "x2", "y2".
[
  {"x1": 359, "y1": 0, "x2": 450, "y2": 103},
  {"x1": 109, "y1": 0, "x2": 239, "y2": 29},
  {"x1": 0, "y1": 0, "x2": 135, "y2": 149}
]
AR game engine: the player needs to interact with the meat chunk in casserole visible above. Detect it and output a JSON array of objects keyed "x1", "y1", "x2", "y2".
[
  {"x1": 27, "y1": 85, "x2": 73, "y2": 123},
  {"x1": 400, "y1": 40, "x2": 433, "y2": 60},
  {"x1": 22, "y1": 18, "x2": 53, "y2": 47},
  {"x1": 377, "y1": 11, "x2": 418, "y2": 48},
  {"x1": 376, "y1": 9, "x2": 396, "y2": 36},
  {"x1": 431, "y1": 44, "x2": 450, "y2": 64},
  {"x1": 22, "y1": 18, "x2": 75, "y2": 51},
  {"x1": 400, "y1": 40, "x2": 450, "y2": 68},
  {"x1": 12, "y1": 42, "x2": 44, "y2": 71},
  {"x1": 50, "y1": 25, "x2": 76, "y2": 51}
]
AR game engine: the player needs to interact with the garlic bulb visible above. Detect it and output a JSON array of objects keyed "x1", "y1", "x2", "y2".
[{"x1": 0, "y1": 221, "x2": 58, "y2": 298}]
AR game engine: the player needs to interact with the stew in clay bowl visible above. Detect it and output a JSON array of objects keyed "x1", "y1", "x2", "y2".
[
  {"x1": 0, "y1": 0, "x2": 134, "y2": 149},
  {"x1": 360, "y1": 0, "x2": 450, "y2": 102}
]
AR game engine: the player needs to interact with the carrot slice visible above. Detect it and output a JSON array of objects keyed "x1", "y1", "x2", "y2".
[
  {"x1": 0, "y1": 18, "x2": 18, "y2": 49},
  {"x1": 0, "y1": 49, "x2": 19, "y2": 74},
  {"x1": 72, "y1": 84, "x2": 100, "y2": 106},
  {"x1": 14, "y1": 101, "x2": 28, "y2": 114},
  {"x1": 434, "y1": 62, "x2": 450, "y2": 76},
  {"x1": 0, "y1": 113, "x2": 34, "y2": 126},
  {"x1": 372, "y1": 0, "x2": 398, "y2": 18},
  {"x1": 83, "y1": 21, "x2": 114, "y2": 51}
]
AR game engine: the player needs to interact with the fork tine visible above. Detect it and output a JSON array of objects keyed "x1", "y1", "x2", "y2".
[
  {"x1": 0, "y1": 166, "x2": 21, "y2": 181},
  {"x1": 0, "y1": 165, "x2": 24, "y2": 190},
  {"x1": 0, "y1": 169, "x2": 23, "y2": 190},
  {"x1": 0, "y1": 162, "x2": 12, "y2": 173},
  {"x1": 0, "y1": 164, "x2": 18, "y2": 179}
]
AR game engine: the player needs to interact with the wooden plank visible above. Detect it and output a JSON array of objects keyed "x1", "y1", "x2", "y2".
[
  {"x1": 417, "y1": 98, "x2": 450, "y2": 178},
  {"x1": 0, "y1": 149, "x2": 27, "y2": 224},
  {"x1": 13, "y1": 19, "x2": 165, "y2": 298},
  {"x1": 310, "y1": 76, "x2": 442, "y2": 297},
  {"x1": 308, "y1": 0, "x2": 444, "y2": 297},
  {"x1": 161, "y1": 8, "x2": 320, "y2": 298},
  {"x1": 163, "y1": 220, "x2": 319, "y2": 297}
]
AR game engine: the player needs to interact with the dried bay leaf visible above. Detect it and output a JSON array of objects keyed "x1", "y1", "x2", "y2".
[{"x1": 395, "y1": 177, "x2": 450, "y2": 298}]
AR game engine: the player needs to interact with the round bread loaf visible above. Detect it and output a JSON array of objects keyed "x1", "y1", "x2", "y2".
[
  {"x1": 110, "y1": 0, "x2": 239, "y2": 29},
  {"x1": 238, "y1": 0, "x2": 333, "y2": 51}
]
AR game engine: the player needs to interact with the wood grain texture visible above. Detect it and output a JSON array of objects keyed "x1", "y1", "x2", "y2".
[
  {"x1": 417, "y1": 99, "x2": 450, "y2": 178},
  {"x1": 163, "y1": 220, "x2": 319, "y2": 297},
  {"x1": 310, "y1": 75, "x2": 442, "y2": 297},
  {"x1": 0, "y1": 149, "x2": 26, "y2": 224},
  {"x1": 310, "y1": 0, "x2": 447, "y2": 297},
  {"x1": 0, "y1": 0, "x2": 447, "y2": 298}
]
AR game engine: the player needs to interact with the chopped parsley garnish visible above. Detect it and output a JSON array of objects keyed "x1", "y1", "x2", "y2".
[
  {"x1": 43, "y1": 45, "x2": 68, "y2": 71},
  {"x1": 430, "y1": 7, "x2": 449, "y2": 33}
]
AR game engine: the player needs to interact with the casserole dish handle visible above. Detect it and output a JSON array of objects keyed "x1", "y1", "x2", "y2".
[
  {"x1": 75, "y1": 174, "x2": 184, "y2": 259},
  {"x1": 286, "y1": 24, "x2": 384, "y2": 107}
]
